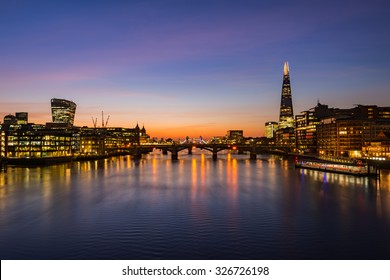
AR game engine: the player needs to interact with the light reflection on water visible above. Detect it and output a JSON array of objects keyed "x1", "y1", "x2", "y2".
[{"x1": 0, "y1": 150, "x2": 390, "y2": 260}]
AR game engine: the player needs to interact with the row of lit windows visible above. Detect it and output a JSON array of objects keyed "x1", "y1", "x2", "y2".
[
  {"x1": 7, "y1": 135, "x2": 71, "y2": 140},
  {"x1": 7, "y1": 141, "x2": 71, "y2": 146}
]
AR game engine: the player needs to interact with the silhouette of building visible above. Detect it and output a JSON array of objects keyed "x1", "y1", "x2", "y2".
[
  {"x1": 3, "y1": 114, "x2": 17, "y2": 125},
  {"x1": 16, "y1": 112, "x2": 28, "y2": 125},
  {"x1": 51, "y1": 98, "x2": 76, "y2": 127},
  {"x1": 3, "y1": 112, "x2": 28, "y2": 125},
  {"x1": 139, "y1": 124, "x2": 149, "y2": 143},
  {"x1": 227, "y1": 130, "x2": 244, "y2": 143}
]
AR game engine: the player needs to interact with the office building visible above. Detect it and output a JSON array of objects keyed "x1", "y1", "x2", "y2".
[
  {"x1": 265, "y1": 121, "x2": 278, "y2": 138},
  {"x1": 51, "y1": 98, "x2": 77, "y2": 127},
  {"x1": 3, "y1": 114, "x2": 17, "y2": 125},
  {"x1": 5, "y1": 126, "x2": 73, "y2": 158},
  {"x1": 16, "y1": 112, "x2": 28, "y2": 125},
  {"x1": 295, "y1": 103, "x2": 335, "y2": 154},
  {"x1": 227, "y1": 130, "x2": 244, "y2": 143},
  {"x1": 317, "y1": 105, "x2": 390, "y2": 158}
]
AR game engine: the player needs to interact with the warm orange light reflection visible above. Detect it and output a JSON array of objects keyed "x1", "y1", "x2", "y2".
[
  {"x1": 152, "y1": 158, "x2": 158, "y2": 186},
  {"x1": 200, "y1": 153, "x2": 206, "y2": 187},
  {"x1": 226, "y1": 157, "x2": 238, "y2": 199},
  {"x1": 191, "y1": 158, "x2": 197, "y2": 199}
]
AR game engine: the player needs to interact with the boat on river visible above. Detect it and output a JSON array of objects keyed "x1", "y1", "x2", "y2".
[{"x1": 295, "y1": 160, "x2": 377, "y2": 176}]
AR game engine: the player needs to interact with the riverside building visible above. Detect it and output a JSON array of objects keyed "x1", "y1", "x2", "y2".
[{"x1": 317, "y1": 105, "x2": 390, "y2": 158}]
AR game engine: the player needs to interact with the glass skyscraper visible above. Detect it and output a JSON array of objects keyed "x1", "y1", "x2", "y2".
[
  {"x1": 279, "y1": 62, "x2": 294, "y2": 129},
  {"x1": 51, "y1": 98, "x2": 77, "y2": 127}
]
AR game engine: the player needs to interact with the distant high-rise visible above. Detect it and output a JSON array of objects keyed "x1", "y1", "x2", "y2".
[
  {"x1": 279, "y1": 62, "x2": 294, "y2": 128},
  {"x1": 51, "y1": 98, "x2": 76, "y2": 127},
  {"x1": 16, "y1": 112, "x2": 28, "y2": 125},
  {"x1": 265, "y1": 121, "x2": 278, "y2": 138},
  {"x1": 3, "y1": 114, "x2": 17, "y2": 125}
]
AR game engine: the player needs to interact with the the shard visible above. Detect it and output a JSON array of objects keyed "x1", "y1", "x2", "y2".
[{"x1": 279, "y1": 61, "x2": 294, "y2": 128}]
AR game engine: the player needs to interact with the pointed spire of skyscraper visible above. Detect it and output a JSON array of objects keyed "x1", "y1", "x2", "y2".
[{"x1": 283, "y1": 61, "x2": 289, "y2": 76}]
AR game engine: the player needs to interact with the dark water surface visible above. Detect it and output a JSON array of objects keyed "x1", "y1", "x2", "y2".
[{"x1": 1, "y1": 151, "x2": 390, "y2": 259}]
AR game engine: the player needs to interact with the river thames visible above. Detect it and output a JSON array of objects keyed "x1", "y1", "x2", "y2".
[{"x1": 1, "y1": 151, "x2": 389, "y2": 259}]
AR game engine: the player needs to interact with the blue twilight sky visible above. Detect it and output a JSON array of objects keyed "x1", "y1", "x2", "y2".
[{"x1": 0, "y1": 0, "x2": 389, "y2": 138}]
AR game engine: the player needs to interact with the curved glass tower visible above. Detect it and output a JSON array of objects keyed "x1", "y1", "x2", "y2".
[{"x1": 51, "y1": 98, "x2": 77, "y2": 127}]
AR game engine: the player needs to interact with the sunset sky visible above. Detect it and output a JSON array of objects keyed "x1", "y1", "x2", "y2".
[{"x1": 1, "y1": 0, "x2": 389, "y2": 139}]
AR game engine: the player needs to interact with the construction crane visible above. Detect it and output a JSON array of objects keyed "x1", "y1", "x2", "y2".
[
  {"x1": 101, "y1": 111, "x2": 110, "y2": 128},
  {"x1": 91, "y1": 117, "x2": 98, "y2": 128},
  {"x1": 92, "y1": 111, "x2": 110, "y2": 128}
]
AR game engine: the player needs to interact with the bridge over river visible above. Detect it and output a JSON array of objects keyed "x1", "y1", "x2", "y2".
[{"x1": 109, "y1": 143, "x2": 291, "y2": 160}]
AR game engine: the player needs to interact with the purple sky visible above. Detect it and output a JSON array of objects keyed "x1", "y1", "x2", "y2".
[{"x1": 1, "y1": 0, "x2": 389, "y2": 138}]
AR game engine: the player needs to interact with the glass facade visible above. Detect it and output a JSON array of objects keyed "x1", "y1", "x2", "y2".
[
  {"x1": 265, "y1": 121, "x2": 278, "y2": 138},
  {"x1": 6, "y1": 129, "x2": 73, "y2": 158},
  {"x1": 279, "y1": 62, "x2": 294, "y2": 129},
  {"x1": 295, "y1": 111, "x2": 321, "y2": 154},
  {"x1": 51, "y1": 98, "x2": 77, "y2": 127}
]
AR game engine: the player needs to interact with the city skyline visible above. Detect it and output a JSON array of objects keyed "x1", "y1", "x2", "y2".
[{"x1": 1, "y1": 0, "x2": 390, "y2": 138}]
